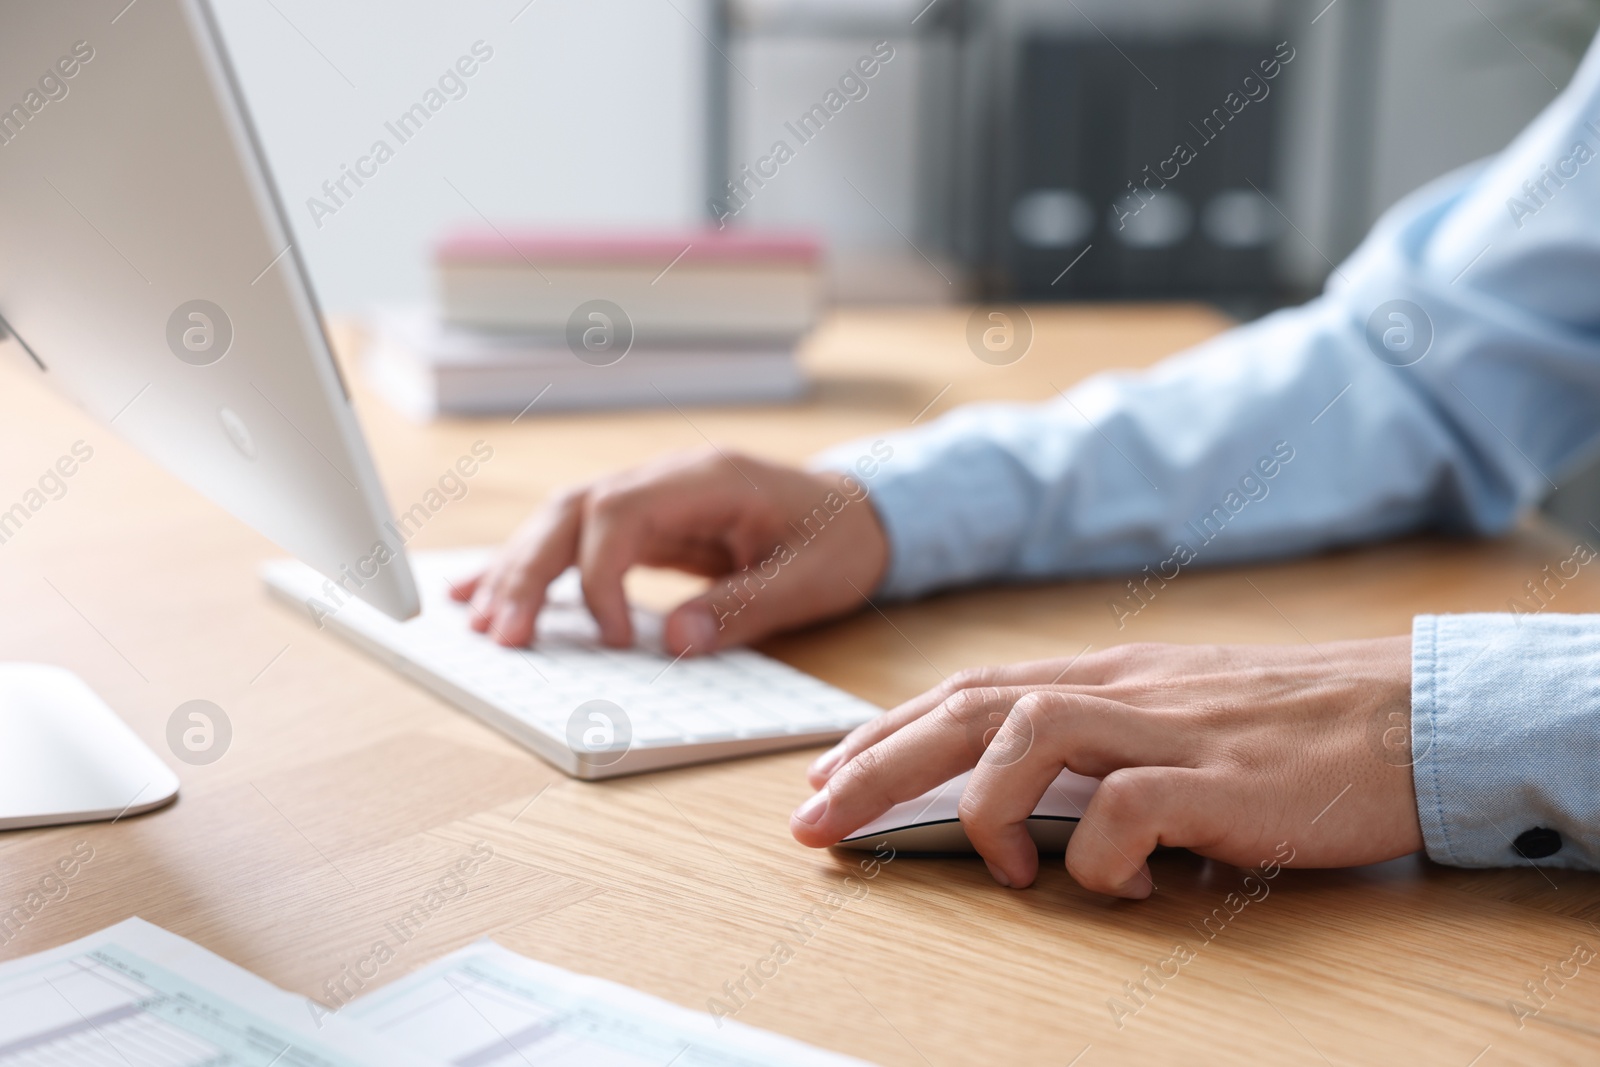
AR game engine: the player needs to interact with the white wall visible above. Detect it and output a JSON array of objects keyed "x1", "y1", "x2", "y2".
[
  {"x1": 212, "y1": 0, "x2": 709, "y2": 313},
  {"x1": 728, "y1": 37, "x2": 923, "y2": 251}
]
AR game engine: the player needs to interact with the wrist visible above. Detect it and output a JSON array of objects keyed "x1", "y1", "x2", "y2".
[{"x1": 803, "y1": 468, "x2": 890, "y2": 595}]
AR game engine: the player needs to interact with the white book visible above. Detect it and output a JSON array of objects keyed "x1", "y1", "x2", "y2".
[
  {"x1": 435, "y1": 230, "x2": 823, "y2": 341},
  {"x1": 364, "y1": 308, "x2": 808, "y2": 421}
]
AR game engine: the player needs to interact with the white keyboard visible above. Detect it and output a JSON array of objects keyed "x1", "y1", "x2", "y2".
[{"x1": 261, "y1": 548, "x2": 882, "y2": 779}]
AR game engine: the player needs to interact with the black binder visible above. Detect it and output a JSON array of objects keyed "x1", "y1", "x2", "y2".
[{"x1": 1001, "y1": 36, "x2": 1283, "y2": 300}]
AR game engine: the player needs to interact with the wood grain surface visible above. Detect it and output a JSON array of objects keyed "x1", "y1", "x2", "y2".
[{"x1": 1, "y1": 304, "x2": 1597, "y2": 1065}]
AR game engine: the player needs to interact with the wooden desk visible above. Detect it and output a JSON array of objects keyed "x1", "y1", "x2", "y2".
[{"x1": 2, "y1": 305, "x2": 1597, "y2": 1064}]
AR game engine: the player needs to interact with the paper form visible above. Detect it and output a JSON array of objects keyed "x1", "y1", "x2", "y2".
[
  {"x1": 346, "y1": 940, "x2": 873, "y2": 1067},
  {"x1": 0, "y1": 918, "x2": 437, "y2": 1067}
]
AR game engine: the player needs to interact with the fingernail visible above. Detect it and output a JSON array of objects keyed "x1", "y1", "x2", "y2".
[
  {"x1": 792, "y1": 788, "x2": 828, "y2": 825},
  {"x1": 678, "y1": 606, "x2": 718, "y2": 653},
  {"x1": 984, "y1": 860, "x2": 1012, "y2": 888},
  {"x1": 809, "y1": 742, "x2": 846, "y2": 778}
]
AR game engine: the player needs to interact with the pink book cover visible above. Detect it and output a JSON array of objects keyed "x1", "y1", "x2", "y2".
[{"x1": 435, "y1": 228, "x2": 823, "y2": 268}]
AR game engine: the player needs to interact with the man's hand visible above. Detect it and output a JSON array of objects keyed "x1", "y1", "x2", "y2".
[
  {"x1": 790, "y1": 637, "x2": 1423, "y2": 898},
  {"x1": 450, "y1": 448, "x2": 890, "y2": 656}
]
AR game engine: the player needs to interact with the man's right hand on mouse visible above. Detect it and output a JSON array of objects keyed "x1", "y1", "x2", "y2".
[
  {"x1": 450, "y1": 447, "x2": 889, "y2": 655},
  {"x1": 789, "y1": 639, "x2": 1425, "y2": 898}
]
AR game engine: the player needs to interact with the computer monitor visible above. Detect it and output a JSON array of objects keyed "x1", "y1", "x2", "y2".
[
  {"x1": 0, "y1": 0, "x2": 418, "y2": 828},
  {"x1": 0, "y1": 0, "x2": 418, "y2": 619}
]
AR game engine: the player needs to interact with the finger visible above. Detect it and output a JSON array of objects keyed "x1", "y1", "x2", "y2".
[
  {"x1": 1065, "y1": 766, "x2": 1228, "y2": 899},
  {"x1": 468, "y1": 549, "x2": 505, "y2": 629},
  {"x1": 959, "y1": 692, "x2": 1181, "y2": 888},
  {"x1": 804, "y1": 684, "x2": 990, "y2": 788},
  {"x1": 790, "y1": 685, "x2": 1046, "y2": 847},
  {"x1": 806, "y1": 659, "x2": 1094, "y2": 787},
  {"x1": 468, "y1": 566, "x2": 501, "y2": 632},
  {"x1": 576, "y1": 489, "x2": 645, "y2": 648},
  {"x1": 477, "y1": 494, "x2": 584, "y2": 646},
  {"x1": 449, "y1": 572, "x2": 483, "y2": 602}
]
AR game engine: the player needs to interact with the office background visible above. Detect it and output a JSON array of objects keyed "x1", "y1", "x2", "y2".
[{"x1": 212, "y1": 0, "x2": 1600, "y2": 511}]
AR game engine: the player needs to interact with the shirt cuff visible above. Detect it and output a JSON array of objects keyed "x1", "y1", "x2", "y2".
[
  {"x1": 1411, "y1": 612, "x2": 1600, "y2": 870},
  {"x1": 811, "y1": 433, "x2": 1035, "y2": 601}
]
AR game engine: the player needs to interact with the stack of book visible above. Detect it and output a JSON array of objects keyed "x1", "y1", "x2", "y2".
[{"x1": 366, "y1": 229, "x2": 823, "y2": 420}]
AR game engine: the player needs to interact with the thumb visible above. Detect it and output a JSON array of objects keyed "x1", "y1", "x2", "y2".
[
  {"x1": 662, "y1": 503, "x2": 888, "y2": 655},
  {"x1": 662, "y1": 579, "x2": 778, "y2": 656},
  {"x1": 663, "y1": 542, "x2": 860, "y2": 655}
]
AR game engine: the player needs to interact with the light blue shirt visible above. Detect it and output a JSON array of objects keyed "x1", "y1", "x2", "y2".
[{"x1": 817, "y1": 35, "x2": 1600, "y2": 870}]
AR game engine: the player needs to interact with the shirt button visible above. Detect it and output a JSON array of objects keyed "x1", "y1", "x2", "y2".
[{"x1": 1513, "y1": 827, "x2": 1562, "y2": 860}]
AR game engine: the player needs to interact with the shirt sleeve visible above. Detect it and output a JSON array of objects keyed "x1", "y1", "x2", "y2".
[
  {"x1": 814, "y1": 34, "x2": 1600, "y2": 602},
  {"x1": 1412, "y1": 612, "x2": 1600, "y2": 869}
]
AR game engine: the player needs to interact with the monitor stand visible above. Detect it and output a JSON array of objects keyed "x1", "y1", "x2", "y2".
[{"x1": 0, "y1": 664, "x2": 179, "y2": 831}]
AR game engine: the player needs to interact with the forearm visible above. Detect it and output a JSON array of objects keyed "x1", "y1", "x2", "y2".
[{"x1": 817, "y1": 295, "x2": 1512, "y2": 599}]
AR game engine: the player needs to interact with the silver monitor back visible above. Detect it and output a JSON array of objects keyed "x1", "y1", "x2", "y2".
[{"x1": 0, "y1": 0, "x2": 418, "y2": 619}]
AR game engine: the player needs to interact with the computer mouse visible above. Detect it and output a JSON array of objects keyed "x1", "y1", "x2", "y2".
[{"x1": 834, "y1": 768, "x2": 1101, "y2": 854}]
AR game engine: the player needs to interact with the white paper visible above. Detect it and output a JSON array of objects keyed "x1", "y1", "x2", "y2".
[
  {"x1": 0, "y1": 917, "x2": 438, "y2": 1066},
  {"x1": 346, "y1": 939, "x2": 874, "y2": 1067}
]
